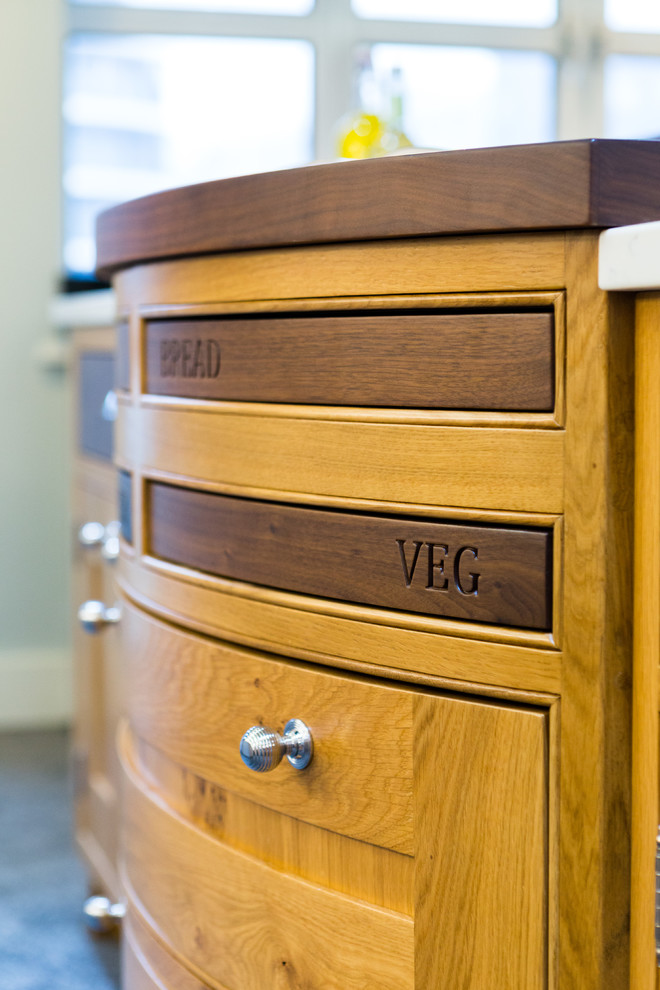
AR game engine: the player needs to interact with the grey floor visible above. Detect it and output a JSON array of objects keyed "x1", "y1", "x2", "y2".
[{"x1": 0, "y1": 729, "x2": 121, "y2": 990}]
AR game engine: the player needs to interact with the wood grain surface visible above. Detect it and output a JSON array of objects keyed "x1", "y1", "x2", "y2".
[
  {"x1": 124, "y1": 909, "x2": 218, "y2": 990},
  {"x1": 115, "y1": 236, "x2": 567, "y2": 309},
  {"x1": 559, "y1": 233, "x2": 635, "y2": 989},
  {"x1": 96, "y1": 140, "x2": 660, "y2": 277},
  {"x1": 145, "y1": 311, "x2": 554, "y2": 410},
  {"x1": 630, "y1": 293, "x2": 660, "y2": 990},
  {"x1": 148, "y1": 483, "x2": 552, "y2": 629},
  {"x1": 121, "y1": 680, "x2": 549, "y2": 989},
  {"x1": 119, "y1": 555, "x2": 561, "y2": 693},
  {"x1": 119, "y1": 403, "x2": 565, "y2": 514},
  {"x1": 120, "y1": 725, "x2": 415, "y2": 990},
  {"x1": 413, "y1": 693, "x2": 548, "y2": 989},
  {"x1": 133, "y1": 732, "x2": 415, "y2": 914},
  {"x1": 72, "y1": 325, "x2": 123, "y2": 903},
  {"x1": 121, "y1": 600, "x2": 415, "y2": 854}
]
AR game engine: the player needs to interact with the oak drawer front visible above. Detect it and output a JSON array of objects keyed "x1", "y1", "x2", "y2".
[
  {"x1": 148, "y1": 483, "x2": 552, "y2": 630},
  {"x1": 123, "y1": 911, "x2": 214, "y2": 990},
  {"x1": 121, "y1": 633, "x2": 549, "y2": 990},
  {"x1": 145, "y1": 311, "x2": 554, "y2": 410},
  {"x1": 122, "y1": 601, "x2": 414, "y2": 854},
  {"x1": 121, "y1": 735, "x2": 415, "y2": 990}
]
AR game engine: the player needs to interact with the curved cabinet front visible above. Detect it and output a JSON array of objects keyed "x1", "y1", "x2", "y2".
[{"x1": 120, "y1": 600, "x2": 549, "y2": 990}]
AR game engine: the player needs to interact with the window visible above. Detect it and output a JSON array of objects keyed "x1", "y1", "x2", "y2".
[
  {"x1": 62, "y1": 31, "x2": 314, "y2": 274},
  {"x1": 63, "y1": 0, "x2": 660, "y2": 278},
  {"x1": 352, "y1": 0, "x2": 557, "y2": 29}
]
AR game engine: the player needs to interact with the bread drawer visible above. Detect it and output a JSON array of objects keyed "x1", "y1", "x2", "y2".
[
  {"x1": 148, "y1": 482, "x2": 553, "y2": 630},
  {"x1": 145, "y1": 310, "x2": 555, "y2": 411},
  {"x1": 121, "y1": 601, "x2": 550, "y2": 989}
]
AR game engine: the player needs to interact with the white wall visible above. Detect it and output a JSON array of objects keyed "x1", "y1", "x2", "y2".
[{"x1": 0, "y1": 0, "x2": 73, "y2": 727}]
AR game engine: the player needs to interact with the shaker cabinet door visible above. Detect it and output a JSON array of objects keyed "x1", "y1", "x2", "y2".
[{"x1": 120, "y1": 603, "x2": 549, "y2": 990}]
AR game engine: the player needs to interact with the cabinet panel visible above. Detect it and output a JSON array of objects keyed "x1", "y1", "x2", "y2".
[
  {"x1": 145, "y1": 312, "x2": 554, "y2": 411},
  {"x1": 121, "y1": 726, "x2": 415, "y2": 990},
  {"x1": 413, "y1": 693, "x2": 548, "y2": 989},
  {"x1": 117, "y1": 404, "x2": 564, "y2": 514},
  {"x1": 122, "y1": 601, "x2": 415, "y2": 854},
  {"x1": 120, "y1": 602, "x2": 549, "y2": 989},
  {"x1": 71, "y1": 401, "x2": 121, "y2": 899},
  {"x1": 147, "y1": 484, "x2": 552, "y2": 630},
  {"x1": 123, "y1": 911, "x2": 214, "y2": 990}
]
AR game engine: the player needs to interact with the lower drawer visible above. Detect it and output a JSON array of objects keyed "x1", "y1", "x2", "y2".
[
  {"x1": 123, "y1": 910, "x2": 216, "y2": 990},
  {"x1": 120, "y1": 601, "x2": 552, "y2": 989}
]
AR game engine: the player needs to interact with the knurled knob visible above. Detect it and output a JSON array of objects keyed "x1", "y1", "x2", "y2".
[{"x1": 239, "y1": 719, "x2": 313, "y2": 772}]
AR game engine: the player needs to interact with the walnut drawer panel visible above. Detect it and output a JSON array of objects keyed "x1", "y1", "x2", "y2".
[
  {"x1": 122, "y1": 600, "x2": 415, "y2": 854},
  {"x1": 148, "y1": 483, "x2": 552, "y2": 630},
  {"x1": 145, "y1": 311, "x2": 554, "y2": 411},
  {"x1": 78, "y1": 350, "x2": 115, "y2": 461}
]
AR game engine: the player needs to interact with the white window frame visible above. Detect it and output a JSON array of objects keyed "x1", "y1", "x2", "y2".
[{"x1": 65, "y1": 0, "x2": 660, "y2": 161}]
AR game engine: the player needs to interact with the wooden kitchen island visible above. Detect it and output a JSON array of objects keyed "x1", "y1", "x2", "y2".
[{"x1": 91, "y1": 140, "x2": 660, "y2": 989}]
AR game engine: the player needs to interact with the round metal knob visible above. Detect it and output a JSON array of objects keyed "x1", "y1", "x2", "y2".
[
  {"x1": 100, "y1": 520, "x2": 121, "y2": 562},
  {"x1": 78, "y1": 600, "x2": 121, "y2": 635},
  {"x1": 101, "y1": 389, "x2": 118, "y2": 423},
  {"x1": 239, "y1": 718, "x2": 313, "y2": 772},
  {"x1": 78, "y1": 520, "x2": 121, "y2": 562},
  {"x1": 83, "y1": 896, "x2": 125, "y2": 934},
  {"x1": 78, "y1": 521, "x2": 106, "y2": 548}
]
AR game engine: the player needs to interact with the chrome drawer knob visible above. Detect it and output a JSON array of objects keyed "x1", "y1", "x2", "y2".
[
  {"x1": 240, "y1": 718, "x2": 313, "y2": 772},
  {"x1": 78, "y1": 521, "x2": 106, "y2": 548},
  {"x1": 83, "y1": 896, "x2": 125, "y2": 934},
  {"x1": 78, "y1": 600, "x2": 121, "y2": 634},
  {"x1": 78, "y1": 520, "x2": 121, "y2": 562},
  {"x1": 101, "y1": 520, "x2": 121, "y2": 562}
]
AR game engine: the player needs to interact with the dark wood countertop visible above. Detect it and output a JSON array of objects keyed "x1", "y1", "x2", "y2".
[{"x1": 95, "y1": 139, "x2": 660, "y2": 278}]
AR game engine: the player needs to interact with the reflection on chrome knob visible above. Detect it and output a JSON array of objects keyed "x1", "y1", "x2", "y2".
[
  {"x1": 78, "y1": 521, "x2": 106, "y2": 548},
  {"x1": 83, "y1": 896, "x2": 125, "y2": 934},
  {"x1": 101, "y1": 521, "x2": 121, "y2": 562},
  {"x1": 78, "y1": 520, "x2": 121, "y2": 563},
  {"x1": 101, "y1": 389, "x2": 118, "y2": 423},
  {"x1": 240, "y1": 718, "x2": 313, "y2": 772},
  {"x1": 78, "y1": 600, "x2": 121, "y2": 635}
]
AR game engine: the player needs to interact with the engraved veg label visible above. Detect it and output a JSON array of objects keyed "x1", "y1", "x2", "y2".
[
  {"x1": 159, "y1": 338, "x2": 221, "y2": 379},
  {"x1": 396, "y1": 539, "x2": 480, "y2": 596}
]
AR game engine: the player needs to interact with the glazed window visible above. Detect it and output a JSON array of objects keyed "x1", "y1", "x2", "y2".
[{"x1": 62, "y1": 0, "x2": 660, "y2": 278}]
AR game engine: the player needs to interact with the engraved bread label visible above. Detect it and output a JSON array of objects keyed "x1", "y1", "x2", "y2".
[{"x1": 159, "y1": 338, "x2": 221, "y2": 379}]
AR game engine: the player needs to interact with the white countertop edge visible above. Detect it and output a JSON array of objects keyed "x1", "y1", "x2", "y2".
[
  {"x1": 599, "y1": 222, "x2": 660, "y2": 291},
  {"x1": 48, "y1": 288, "x2": 116, "y2": 329}
]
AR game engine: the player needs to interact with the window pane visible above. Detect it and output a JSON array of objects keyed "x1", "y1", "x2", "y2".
[
  {"x1": 62, "y1": 33, "x2": 314, "y2": 275},
  {"x1": 69, "y1": 0, "x2": 314, "y2": 13},
  {"x1": 353, "y1": 0, "x2": 556, "y2": 28},
  {"x1": 369, "y1": 45, "x2": 555, "y2": 151},
  {"x1": 604, "y1": 55, "x2": 660, "y2": 138},
  {"x1": 605, "y1": 0, "x2": 660, "y2": 33}
]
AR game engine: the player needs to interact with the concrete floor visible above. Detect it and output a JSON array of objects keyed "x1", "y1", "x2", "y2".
[{"x1": 0, "y1": 728, "x2": 121, "y2": 990}]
